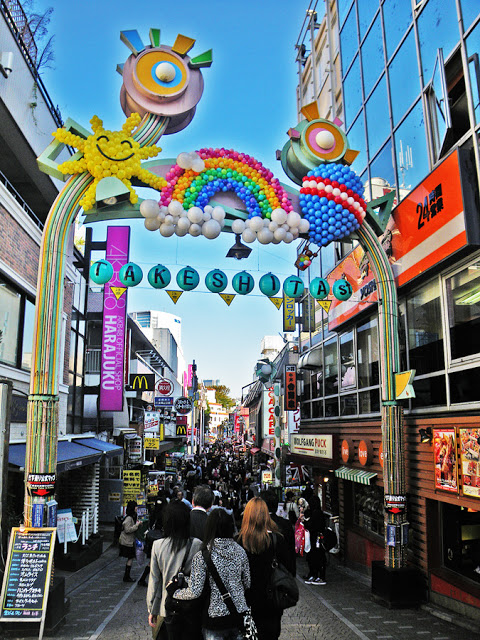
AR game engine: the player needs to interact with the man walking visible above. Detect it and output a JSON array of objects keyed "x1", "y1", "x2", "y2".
[{"x1": 189, "y1": 484, "x2": 213, "y2": 541}]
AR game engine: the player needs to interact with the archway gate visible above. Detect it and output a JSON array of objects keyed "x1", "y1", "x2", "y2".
[{"x1": 25, "y1": 27, "x2": 407, "y2": 570}]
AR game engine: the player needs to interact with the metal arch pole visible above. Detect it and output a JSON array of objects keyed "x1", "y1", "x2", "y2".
[
  {"x1": 24, "y1": 115, "x2": 168, "y2": 526},
  {"x1": 357, "y1": 221, "x2": 406, "y2": 569}
]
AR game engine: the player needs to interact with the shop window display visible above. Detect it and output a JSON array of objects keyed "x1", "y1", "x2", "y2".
[
  {"x1": 446, "y1": 262, "x2": 480, "y2": 361},
  {"x1": 442, "y1": 503, "x2": 480, "y2": 583},
  {"x1": 353, "y1": 483, "x2": 384, "y2": 537}
]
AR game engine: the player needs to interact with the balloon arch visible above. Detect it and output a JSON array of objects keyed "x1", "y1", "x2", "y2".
[{"x1": 29, "y1": 28, "x2": 405, "y2": 568}]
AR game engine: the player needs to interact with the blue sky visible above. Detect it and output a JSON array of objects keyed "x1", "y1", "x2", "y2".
[{"x1": 36, "y1": 0, "x2": 307, "y2": 397}]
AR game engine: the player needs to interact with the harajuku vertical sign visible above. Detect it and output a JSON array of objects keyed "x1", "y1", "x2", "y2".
[{"x1": 99, "y1": 226, "x2": 130, "y2": 411}]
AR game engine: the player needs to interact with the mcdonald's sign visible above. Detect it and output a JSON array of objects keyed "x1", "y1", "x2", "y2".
[
  {"x1": 129, "y1": 374, "x2": 155, "y2": 391},
  {"x1": 176, "y1": 424, "x2": 187, "y2": 436}
]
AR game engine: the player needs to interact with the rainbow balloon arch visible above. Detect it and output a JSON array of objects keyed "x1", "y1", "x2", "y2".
[{"x1": 28, "y1": 28, "x2": 406, "y2": 569}]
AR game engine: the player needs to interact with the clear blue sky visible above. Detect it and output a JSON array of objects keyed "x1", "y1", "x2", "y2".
[{"x1": 36, "y1": 0, "x2": 307, "y2": 398}]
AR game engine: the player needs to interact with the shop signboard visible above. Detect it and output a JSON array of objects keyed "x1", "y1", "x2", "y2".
[
  {"x1": 0, "y1": 528, "x2": 55, "y2": 627},
  {"x1": 433, "y1": 428, "x2": 458, "y2": 493},
  {"x1": 144, "y1": 437, "x2": 160, "y2": 450},
  {"x1": 283, "y1": 294, "x2": 295, "y2": 332},
  {"x1": 128, "y1": 436, "x2": 142, "y2": 460},
  {"x1": 290, "y1": 434, "x2": 333, "y2": 459},
  {"x1": 123, "y1": 470, "x2": 141, "y2": 505},
  {"x1": 27, "y1": 473, "x2": 56, "y2": 498},
  {"x1": 100, "y1": 226, "x2": 129, "y2": 411},
  {"x1": 144, "y1": 411, "x2": 160, "y2": 432},
  {"x1": 262, "y1": 387, "x2": 275, "y2": 438},
  {"x1": 174, "y1": 396, "x2": 193, "y2": 415},
  {"x1": 56, "y1": 509, "x2": 77, "y2": 544},
  {"x1": 284, "y1": 365, "x2": 298, "y2": 411},
  {"x1": 262, "y1": 470, "x2": 273, "y2": 484},
  {"x1": 157, "y1": 378, "x2": 174, "y2": 395},
  {"x1": 155, "y1": 396, "x2": 174, "y2": 407},
  {"x1": 459, "y1": 428, "x2": 480, "y2": 498}
]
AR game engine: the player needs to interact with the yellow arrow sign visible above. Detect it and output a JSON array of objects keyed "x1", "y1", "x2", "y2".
[
  {"x1": 166, "y1": 290, "x2": 183, "y2": 304},
  {"x1": 110, "y1": 286, "x2": 127, "y2": 300},
  {"x1": 219, "y1": 293, "x2": 235, "y2": 306},
  {"x1": 269, "y1": 297, "x2": 283, "y2": 310},
  {"x1": 318, "y1": 300, "x2": 332, "y2": 313}
]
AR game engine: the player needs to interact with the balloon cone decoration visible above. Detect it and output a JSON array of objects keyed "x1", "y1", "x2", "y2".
[{"x1": 280, "y1": 101, "x2": 366, "y2": 248}]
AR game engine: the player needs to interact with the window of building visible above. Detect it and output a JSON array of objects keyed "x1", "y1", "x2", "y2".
[
  {"x1": 407, "y1": 279, "x2": 444, "y2": 375},
  {"x1": 369, "y1": 141, "x2": 396, "y2": 200},
  {"x1": 442, "y1": 503, "x2": 480, "y2": 584},
  {"x1": 445, "y1": 261, "x2": 480, "y2": 361},
  {"x1": 366, "y1": 75, "x2": 390, "y2": 158},
  {"x1": 340, "y1": 393, "x2": 357, "y2": 415},
  {"x1": 343, "y1": 55, "x2": 363, "y2": 129},
  {"x1": 388, "y1": 30, "x2": 420, "y2": 126},
  {"x1": 460, "y1": 1, "x2": 480, "y2": 32},
  {"x1": 411, "y1": 374, "x2": 447, "y2": 408},
  {"x1": 324, "y1": 337, "x2": 338, "y2": 396},
  {"x1": 340, "y1": 331, "x2": 355, "y2": 389},
  {"x1": 357, "y1": 318, "x2": 379, "y2": 388},
  {"x1": 353, "y1": 483, "x2": 384, "y2": 537},
  {"x1": 359, "y1": 388, "x2": 380, "y2": 413},
  {"x1": 417, "y1": 0, "x2": 459, "y2": 84},
  {"x1": 466, "y1": 22, "x2": 480, "y2": 125},
  {"x1": 338, "y1": 0, "x2": 354, "y2": 27},
  {"x1": 450, "y1": 367, "x2": 480, "y2": 404},
  {"x1": 357, "y1": 0, "x2": 379, "y2": 41},
  {"x1": 394, "y1": 99, "x2": 429, "y2": 198},
  {"x1": 340, "y1": 3, "x2": 359, "y2": 74},
  {"x1": 0, "y1": 281, "x2": 20, "y2": 366},
  {"x1": 361, "y1": 15, "x2": 384, "y2": 98},
  {"x1": 21, "y1": 299, "x2": 35, "y2": 370},
  {"x1": 346, "y1": 111, "x2": 368, "y2": 174},
  {"x1": 382, "y1": 0, "x2": 413, "y2": 61}
]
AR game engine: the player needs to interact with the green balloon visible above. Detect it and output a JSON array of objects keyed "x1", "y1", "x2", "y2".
[
  {"x1": 148, "y1": 265, "x2": 171, "y2": 289},
  {"x1": 310, "y1": 277, "x2": 330, "y2": 300},
  {"x1": 232, "y1": 271, "x2": 254, "y2": 295},
  {"x1": 205, "y1": 269, "x2": 228, "y2": 293},
  {"x1": 283, "y1": 275, "x2": 304, "y2": 298},
  {"x1": 119, "y1": 262, "x2": 143, "y2": 287},
  {"x1": 89, "y1": 260, "x2": 113, "y2": 285},
  {"x1": 333, "y1": 278, "x2": 353, "y2": 301},
  {"x1": 259, "y1": 273, "x2": 280, "y2": 297},
  {"x1": 176, "y1": 266, "x2": 200, "y2": 291}
]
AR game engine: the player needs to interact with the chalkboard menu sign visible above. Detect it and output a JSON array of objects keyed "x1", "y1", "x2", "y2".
[{"x1": 0, "y1": 528, "x2": 55, "y2": 623}]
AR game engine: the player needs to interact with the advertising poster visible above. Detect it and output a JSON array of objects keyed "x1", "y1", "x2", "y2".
[
  {"x1": 460, "y1": 428, "x2": 480, "y2": 498},
  {"x1": 433, "y1": 428, "x2": 458, "y2": 493}
]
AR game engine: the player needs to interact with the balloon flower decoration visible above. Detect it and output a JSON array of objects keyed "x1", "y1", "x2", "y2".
[{"x1": 280, "y1": 101, "x2": 367, "y2": 248}]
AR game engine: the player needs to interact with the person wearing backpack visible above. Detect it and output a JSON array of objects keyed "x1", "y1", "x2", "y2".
[
  {"x1": 237, "y1": 497, "x2": 292, "y2": 640},
  {"x1": 147, "y1": 501, "x2": 202, "y2": 639}
]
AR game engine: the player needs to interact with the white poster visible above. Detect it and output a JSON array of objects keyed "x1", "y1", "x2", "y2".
[{"x1": 56, "y1": 508, "x2": 77, "y2": 543}]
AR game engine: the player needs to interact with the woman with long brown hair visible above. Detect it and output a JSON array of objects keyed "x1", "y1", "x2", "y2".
[{"x1": 237, "y1": 497, "x2": 293, "y2": 640}]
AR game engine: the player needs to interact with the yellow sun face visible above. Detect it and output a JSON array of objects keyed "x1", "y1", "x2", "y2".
[{"x1": 53, "y1": 113, "x2": 166, "y2": 211}]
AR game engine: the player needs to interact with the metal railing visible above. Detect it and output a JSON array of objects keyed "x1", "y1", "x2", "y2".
[
  {"x1": 85, "y1": 349, "x2": 102, "y2": 374},
  {"x1": 0, "y1": 167, "x2": 44, "y2": 229}
]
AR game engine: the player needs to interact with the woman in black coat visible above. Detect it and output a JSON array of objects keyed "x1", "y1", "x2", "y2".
[
  {"x1": 303, "y1": 496, "x2": 327, "y2": 585},
  {"x1": 237, "y1": 497, "x2": 292, "y2": 640}
]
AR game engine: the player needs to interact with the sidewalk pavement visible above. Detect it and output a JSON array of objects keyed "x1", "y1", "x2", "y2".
[{"x1": 5, "y1": 538, "x2": 480, "y2": 640}]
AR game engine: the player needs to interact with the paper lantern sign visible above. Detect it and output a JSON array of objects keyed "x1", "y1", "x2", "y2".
[
  {"x1": 119, "y1": 262, "x2": 143, "y2": 287},
  {"x1": 310, "y1": 277, "x2": 330, "y2": 300},
  {"x1": 148, "y1": 265, "x2": 171, "y2": 289},
  {"x1": 283, "y1": 275, "x2": 304, "y2": 299},
  {"x1": 90, "y1": 260, "x2": 113, "y2": 284},
  {"x1": 205, "y1": 269, "x2": 228, "y2": 293},
  {"x1": 232, "y1": 271, "x2": 254, "y2": 295},
  {"x1": 176, "y1": 266, "x2": 199, "y2": 291},
  {"x1": 333, "y1": 279, "x2": 353, "y2": 301},
  {"x1": 259, "y1": 273, "x2": 280, "y2": 297}
]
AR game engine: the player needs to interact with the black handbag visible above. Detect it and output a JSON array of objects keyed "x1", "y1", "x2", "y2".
[
  {"x1": 266, "y1": 534, "x2": 299, "y2": 610},
  {"x1": 165, "y1": 539, "x2": 203, "y2": 616}
]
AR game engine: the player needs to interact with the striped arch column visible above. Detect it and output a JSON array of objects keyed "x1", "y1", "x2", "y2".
[
  {"x1": 24, "y1": 115, "x2": 168, "y2": 526},
  {"x1": 357, "y1": 221, "x2": 406, "y2": 569}
]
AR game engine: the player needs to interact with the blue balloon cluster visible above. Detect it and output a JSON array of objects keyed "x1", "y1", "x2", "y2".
[
  {"x1": 194, "y1": 179, "x2": 265, "y2": 218},
  {"x1": 299, "y1": 163, "x2": 365, "y2": 248}
]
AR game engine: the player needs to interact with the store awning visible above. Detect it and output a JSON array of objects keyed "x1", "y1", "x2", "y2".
[
  {"x1": 73, "y1": 437, "x2": 123, "y2": 459},
  {"x1": 335, "y1": 466, "x2": 377, "y2": 485},
  {"x1": 249, "y1": 447, "x2": 260, "y2": 455},
  {"x1": 8, "y1": 441, "x2": 103, "y2": 472}
]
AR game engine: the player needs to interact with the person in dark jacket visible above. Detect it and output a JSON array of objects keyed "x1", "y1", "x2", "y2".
[
  {"x1": 303, "y1": 496, "x2": 327, "y2": 585},
  {"x1": 137, "y1": 513, "x2": 164, "y2": 587},
  {"x1": 260, "y1": 489, "x2": 296, "y2": 576},
  {"x1": 190, "y1": 484, "x2": 213, "y2": 541},
  {"x1": 237, "y1": 497, "x2": 291, "y2": 640}
]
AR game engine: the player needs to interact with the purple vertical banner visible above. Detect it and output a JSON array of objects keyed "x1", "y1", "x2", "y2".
[{"x1": 99, "y1": 226, "x2": 130, "y2": 411}]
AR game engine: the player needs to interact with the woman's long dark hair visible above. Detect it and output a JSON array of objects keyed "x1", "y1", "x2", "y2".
[
  {"x1": 126, "y1": 501, "x2": 137, "y2": 519},
  {"x1": 162, "y1": 500, "x2": 190, "y2": 553},
  {"x1": 203, "y1": 507, "x2": 234, "y2": 550}
]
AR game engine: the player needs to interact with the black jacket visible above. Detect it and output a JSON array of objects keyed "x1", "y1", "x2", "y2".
[
  {"x1": 271, "y1": 514, "x2": 296, "y2": 576},
  {"x1": 190, "y1": 508, "x2": 208, "y2": 541}
]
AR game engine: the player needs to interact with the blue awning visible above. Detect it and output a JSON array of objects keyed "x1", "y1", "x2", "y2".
[
  {"x1": 72, "y1": 437, "x2": 123, "y2": 458},
  {"x1": 9, "y1": 441, "x2": 103, "y2": 472}
]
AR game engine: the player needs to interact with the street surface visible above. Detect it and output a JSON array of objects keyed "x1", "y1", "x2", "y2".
[{"x1": 4, "y1": 540, "x2": 479, "y2": 640}]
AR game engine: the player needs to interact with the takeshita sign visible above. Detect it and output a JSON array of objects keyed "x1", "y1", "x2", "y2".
[{"x1": 326, "y1": 149, "x2": 479, "y2": 330}]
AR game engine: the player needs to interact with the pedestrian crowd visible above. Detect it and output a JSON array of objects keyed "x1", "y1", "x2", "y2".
[{"x1": 117, "y1": 443, "x2": 335, "y2": 640}]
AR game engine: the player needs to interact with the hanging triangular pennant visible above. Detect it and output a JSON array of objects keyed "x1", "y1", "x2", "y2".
[
  {"x1": 219, "y1": 293, "x2": 235, "y2": 306},
  {"x1": 166, "y1": 290, "x2": 183, "y2": 304},
  {"x1": 269, "y1": 297, "x2": 283, "y2": 310},
  {"x1": 110, "y1": 286, "x2": 127, "y2": 300},
  {"x1": 318, "y1": 300, "x2": 332, "y2": 313}
]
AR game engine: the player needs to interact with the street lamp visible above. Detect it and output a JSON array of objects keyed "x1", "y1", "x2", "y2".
[{"x1": 226, "y1": 234, "x2": 252, "y2": 260}]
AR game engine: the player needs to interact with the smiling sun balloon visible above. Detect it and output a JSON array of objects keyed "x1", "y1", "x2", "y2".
[{"x1": 53, "y1": 112, "x2": 166, "y2": 211}]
